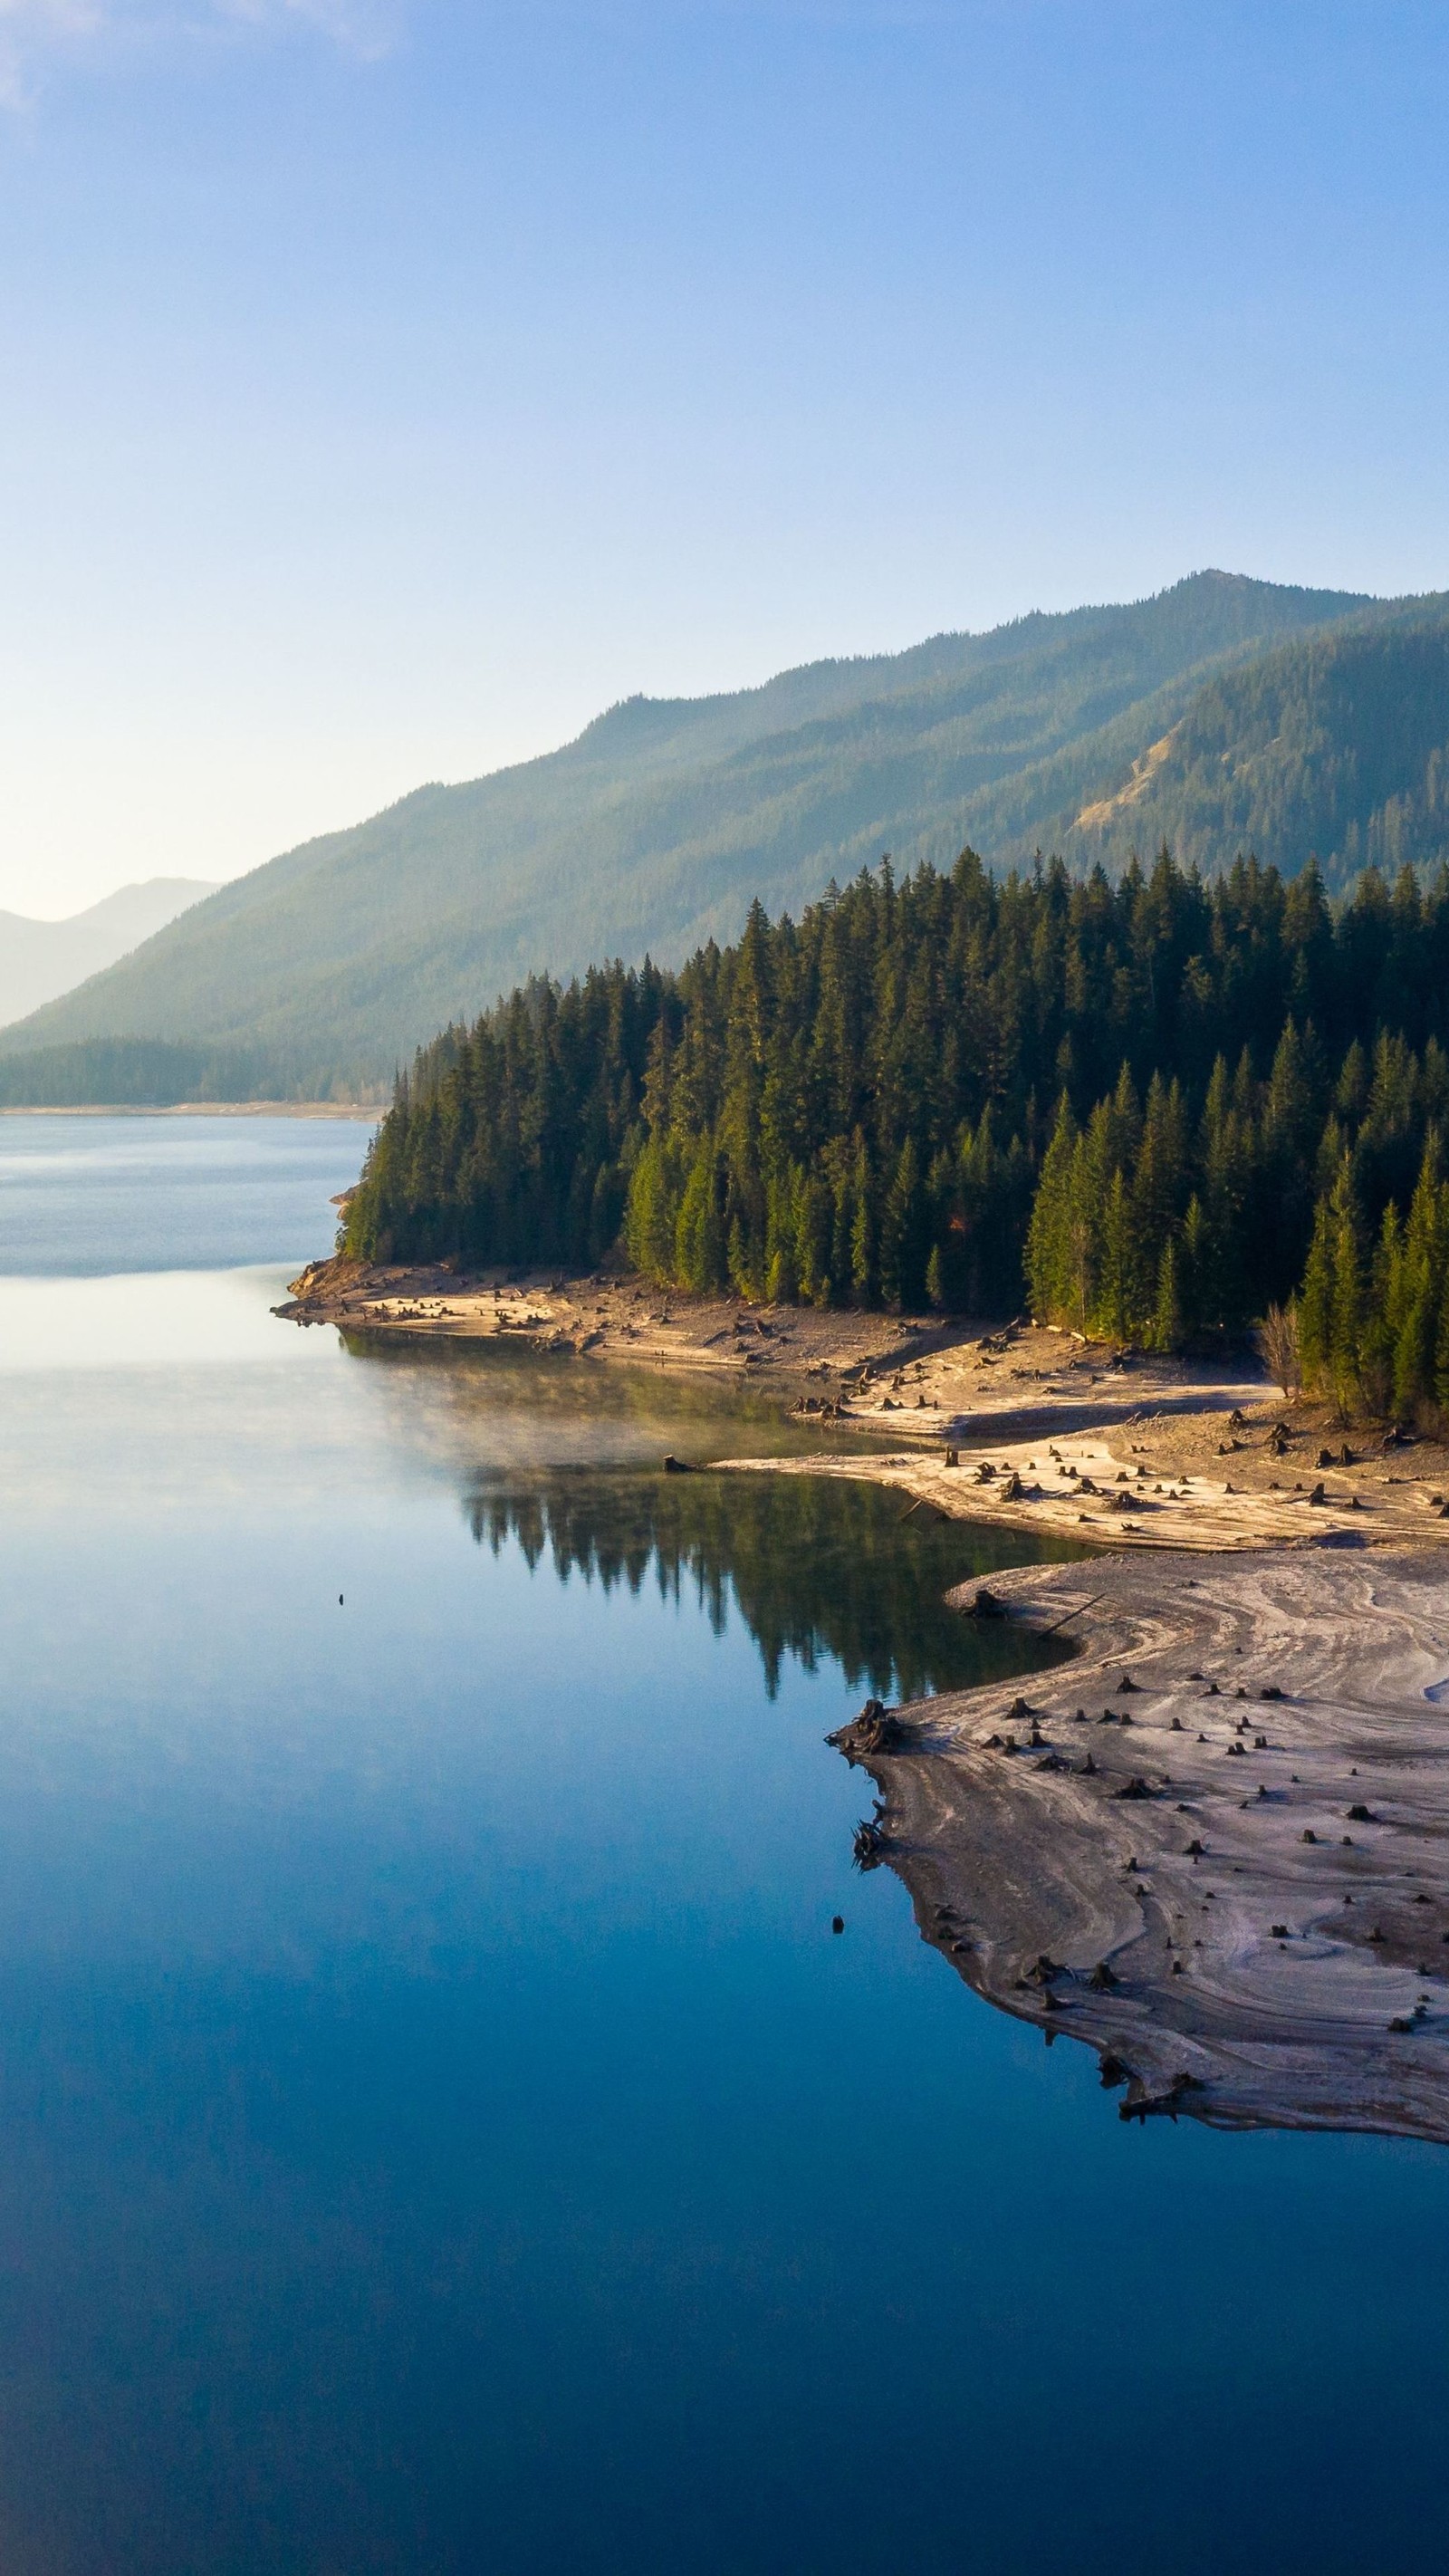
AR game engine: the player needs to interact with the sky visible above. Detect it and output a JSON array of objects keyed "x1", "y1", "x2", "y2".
[{"x1": 2, "y1": 0, "x2": 1449, "y2": 916}]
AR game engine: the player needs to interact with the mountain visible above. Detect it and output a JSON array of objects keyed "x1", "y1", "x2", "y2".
[
  {"x1": 1022, "y1": 610, "x2": 1449, "y2": 885},
  {"x1": 0, "y1": 573, "x2": 1384, "y2": 1097},
  {"x1": 0, "y1": 879, "x2": 215, "y2": 1030}
]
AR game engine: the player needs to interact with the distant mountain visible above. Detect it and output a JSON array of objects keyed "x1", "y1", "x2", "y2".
[
  {"x1": 0, "y1": 879, "x2": 215, "y2": 1029},
  {"x1": 0, "y1": 574, "x2": 1387, "y2": 1097}
]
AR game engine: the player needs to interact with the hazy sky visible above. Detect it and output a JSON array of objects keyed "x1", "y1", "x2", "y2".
[{"x1": 2, "y1": 0, "x2": 1447, "y2": 916}]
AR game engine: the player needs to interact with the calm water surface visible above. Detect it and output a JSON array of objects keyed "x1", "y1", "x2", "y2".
[{"x1": 0, "y1": 1115, "x2": 1444, "y2": 2576}]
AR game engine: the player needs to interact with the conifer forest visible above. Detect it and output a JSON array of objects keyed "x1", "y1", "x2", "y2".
[{"x1": 343, "y1": 850, "x2": 1449, "y2": 1421}]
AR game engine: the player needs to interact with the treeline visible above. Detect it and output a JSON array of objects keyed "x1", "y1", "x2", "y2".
[
  {"x1": 349, "y1": 963, "x2": 670, "y2": 1271},
  {"x1": 1294, "y1": 1143, "x2": 1449, "y2": 1422},
  {"x1": 1024, "y1": 1027, "x2": 1449, "y2": 1349},
  {"x1": 0, "y1": 1037, "x2": 267, "y2": 1108},
  {"x1": 343, "y1": 849, "x2": 1449, "y2": 1378},
  {"x1": 0, "y1": 1036, "x2": 382, "y2": 1108}
]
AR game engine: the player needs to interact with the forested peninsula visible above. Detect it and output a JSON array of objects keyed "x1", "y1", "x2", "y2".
[{"x1": 342, "y1": 851, "x2": 1449, "y2": 1420}]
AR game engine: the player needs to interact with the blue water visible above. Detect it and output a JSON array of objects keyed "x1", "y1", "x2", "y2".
[
  {"x1": 0, "y1": 1110, "x2": 375, "y2": 1273},
  {"x1": 0, "y1": 1117, "x2": 1444, "y2": 2575}
]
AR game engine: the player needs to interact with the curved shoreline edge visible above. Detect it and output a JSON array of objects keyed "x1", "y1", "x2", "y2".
[{"x1": 827, "y1": 1546, "x2": 1449, "y2": 2143}]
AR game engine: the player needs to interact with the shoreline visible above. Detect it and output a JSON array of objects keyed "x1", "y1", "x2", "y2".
[
  {"x1": 279, "y1": 1254, "x2": 1449, "y2": 2139},
  {"x1": 278, "y1": 1254, "x2": 1449, "y2": 1557},
  {"x1": 0, "y1": 1102, "x2": 379, "y2": 1120},
  {"x1": 832, "y1": 1545, "x2": 1449, "y2": 2142}
]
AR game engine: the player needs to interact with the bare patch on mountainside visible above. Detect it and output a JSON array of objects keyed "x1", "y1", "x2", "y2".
[{"x1": 1072, "y1": 723, "x2": 1182, "y2": 834}]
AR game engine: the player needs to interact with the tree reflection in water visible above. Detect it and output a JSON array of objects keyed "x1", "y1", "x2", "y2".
[{"x1": 464, "y1": 1466, "x2": 1089, "y2": 1703}]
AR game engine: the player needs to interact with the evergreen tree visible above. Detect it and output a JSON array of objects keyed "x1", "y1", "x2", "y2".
[
  {"x1": 1025, "y1": 1097, "x2": 1079, "y2": 1323},
  {"x1": 1153, "y1": 1236, "x2": 1185, "y2": 1353},
  {"x1": 1297, "y1": 1195, "x2": 1337, "y2": 1396},
  {"x1": 1099, "y1": 1168, "x2": 1137, "y2": 1343}
]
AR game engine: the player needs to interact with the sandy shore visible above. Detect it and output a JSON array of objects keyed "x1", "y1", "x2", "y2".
[
  {"x1": 279, "y1": 1258, "x2": 1449, "y2": 1557},
  {"x1": 724, "y1": 1417, "x2": 1449, "y2": 1553},
  {"x1": 278, "y1": 1254, "x2": 951, "y2": 1386}
]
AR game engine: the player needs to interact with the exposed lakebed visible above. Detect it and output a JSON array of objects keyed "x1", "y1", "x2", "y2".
[{"x1": 0, "y1": 1115, "x2": 1446, "y2": 2576}]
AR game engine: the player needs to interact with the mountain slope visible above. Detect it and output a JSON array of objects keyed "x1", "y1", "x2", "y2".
[
  {"x1": 0, "y1": 879, "x2": 215, "y2": 1028},
  {"x1": 1035, "y1": 610, "x2": 1449, "y2": 885},
  {"x1": 0, "y1": 573, "x2": 1371, "y2": 1095}
]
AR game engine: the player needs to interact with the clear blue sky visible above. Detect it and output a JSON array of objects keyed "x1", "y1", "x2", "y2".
[{"x1": 2, "y1": 0, "x2": 1447, "y2": 913}]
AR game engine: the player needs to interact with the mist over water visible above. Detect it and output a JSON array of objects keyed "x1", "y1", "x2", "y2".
[{"x1": 0, "y1": 1118, "x2": 1444, "y2": 2576}]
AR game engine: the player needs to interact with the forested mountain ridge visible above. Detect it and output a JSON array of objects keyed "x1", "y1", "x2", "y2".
[
  {"x1": 1048, "y1": 610, "x2": 1449, "y2": 888},
  {"x1": 343, "y1": 848, "x2": 1449, "y2": 1423},
  {"x1": 0, "y1": 572, "x2": 1373, "y2": 1097}
]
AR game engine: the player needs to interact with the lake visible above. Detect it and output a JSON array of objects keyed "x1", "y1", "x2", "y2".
[{"x1": 0, "y1": 1113, "x2": 1444, "y2": 2575}]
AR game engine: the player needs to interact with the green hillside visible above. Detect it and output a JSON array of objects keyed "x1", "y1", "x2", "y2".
[
  {"x1": 0, "y1": 571, "x2": 1367, "y2": 1099},
  {"x1": 1042, "y1": 610, "x2": 1449, "y2": 886}
]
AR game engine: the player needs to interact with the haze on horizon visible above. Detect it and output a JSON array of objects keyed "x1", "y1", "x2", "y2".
[{"x1": 3, "y1": 0, "x2": 1448, "y2": 918}]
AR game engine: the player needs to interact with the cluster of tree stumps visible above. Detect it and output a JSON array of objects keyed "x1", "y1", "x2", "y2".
[{"x1": 826, "y1": 1547, "x2": 1449, "y2": 2140}]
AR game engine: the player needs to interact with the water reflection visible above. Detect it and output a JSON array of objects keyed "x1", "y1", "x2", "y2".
[
  {"x1": 0, "y1": 1130, "x2": 1444, "y2": 2575},
  {"x1": 331, "y1": 1329, "x2": 1089, "y2": 1700},
  {"x1": 463, "y1": 1464, "x2": 1083, "y2": 1702}
]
